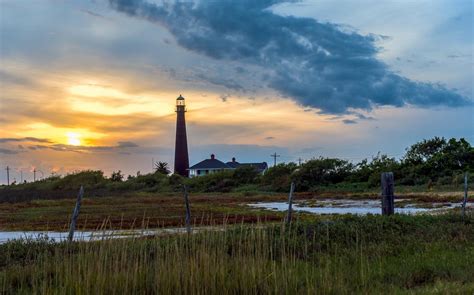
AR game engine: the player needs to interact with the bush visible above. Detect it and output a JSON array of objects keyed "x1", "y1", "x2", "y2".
[
  {"x1": 261, "y1": 163, "x2": 297, "y2": 191},
  {"x1": 437, "y1": 176, "x2": 453, "y2": 186},
  {"x1": 293, "y1": 158, "x2": 353, "y2": 190},
  {"x1": 233, "y1": 166, "x2": 260, "y2": 185},
  {"x1": 186, "y1": 171, "x2": 235, "y2": 192},
  {"x1": 110, "y1": 170, "x2": 124, "y2": 182},
  {"x1": 53, "y1": 170, "x2": 107, "y2": 190}
]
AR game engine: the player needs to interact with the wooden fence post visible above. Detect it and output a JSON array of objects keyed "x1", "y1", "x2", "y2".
[
  {"x1": 68, "y1": 186, "x2": 84, "y2": 242},
  {"x1": 381, "y1": 172, "x2": 394, "y2": 215},
  {"x1": 286, "y1": 182, "x2": 295, "y2": 224},
  {"x1": 462, "y1": 173, "x2": 468, "y2": 219},
  {"x1": 182, "y1": 185, "x2": 191, "y2": 234}
]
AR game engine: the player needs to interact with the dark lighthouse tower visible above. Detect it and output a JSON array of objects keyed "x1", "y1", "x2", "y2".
[{"x1": 174, "y1": 94, "x2": 189, "y2": 177}]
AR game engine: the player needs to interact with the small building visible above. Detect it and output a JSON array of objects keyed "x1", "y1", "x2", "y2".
[
  {"x1": 189, "y1": 154, "x2": 268, "y2": 177},
  {"x1": 225, "y1": 157, "x2": 268, "y2": 174}
]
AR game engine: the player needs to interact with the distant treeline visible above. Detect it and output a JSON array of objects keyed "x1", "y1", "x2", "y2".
[{"x1": 1, "y1": 137, "x2": 473, "y2": 202}]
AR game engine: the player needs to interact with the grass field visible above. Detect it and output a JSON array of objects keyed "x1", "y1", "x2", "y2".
[
  {"x1": 0, "y1": 193, "x2": 285, "y2": 231},
  {"x1": 1, "y1": 214, "x2": 473, "y2": 294},
  {"x1": 0, "y1": 190, "x2": 468, "y2": 231}
]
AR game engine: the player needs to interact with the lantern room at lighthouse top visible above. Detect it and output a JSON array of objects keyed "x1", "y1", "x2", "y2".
[{"x1": 176, "y1": 94, "x2": 186, "y2": 112}]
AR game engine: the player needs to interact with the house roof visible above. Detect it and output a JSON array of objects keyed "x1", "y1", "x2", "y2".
[
  {"x1": 189, "y1": 158, "x2": 231, "y2": 170},
  {"x1": 190, "y1": 155, "x2": 268, "y2": 171},
  {"x1": 225, "y1": 161, "x2": 268, "y2": 171},
  {"x1": 226, "y1": 161, "x2": 240, "y2": 169}
]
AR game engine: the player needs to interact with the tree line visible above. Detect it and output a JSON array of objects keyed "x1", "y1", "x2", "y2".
[{"x1": 1, "y1": 137, "x2": 472, "y2": 201}]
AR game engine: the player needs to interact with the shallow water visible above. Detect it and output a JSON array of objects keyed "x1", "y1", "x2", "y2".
[
  {"x1": 0, "y1": 227, "x2": 209, "y2": 244},
  {"x1": 248, "y1": 198, "x2": 469, "y2": 216},
  {"x1": 1, "y1": 199, "x2": 469, "y2": 244}
]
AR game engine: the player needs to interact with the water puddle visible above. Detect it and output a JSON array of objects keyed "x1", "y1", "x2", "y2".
[
  {"x1": 2, "y1": 199, "x2": 470, "y2": 244},
  {"x1": 249, "y1": 199, "x2": 470, "y2": 216},
  {"x1": 0, "y1": 226, "x2": 216, "y2": 245}
]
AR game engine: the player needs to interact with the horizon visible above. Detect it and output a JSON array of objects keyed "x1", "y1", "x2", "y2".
[{"x1": 1, "y1": 0, "x2": 473, "y2": 184}]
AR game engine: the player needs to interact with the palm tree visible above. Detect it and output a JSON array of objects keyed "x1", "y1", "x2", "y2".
[{"x1": 154, "y1": 161, "x2": 171, "y2": 175}]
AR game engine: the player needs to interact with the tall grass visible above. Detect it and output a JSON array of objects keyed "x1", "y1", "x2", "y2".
[{"x1": 1, "y1": 214, "x2": 473, "y2": 294}]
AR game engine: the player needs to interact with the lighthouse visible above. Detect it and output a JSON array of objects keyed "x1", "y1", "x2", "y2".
[{"x1": 174, "y1": 94, "x2": 190, "y2": 177}]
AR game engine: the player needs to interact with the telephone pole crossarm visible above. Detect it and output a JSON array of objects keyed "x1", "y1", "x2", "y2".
[{"x1": 270, "y1": 153, "x2": 280, "y2": 167}]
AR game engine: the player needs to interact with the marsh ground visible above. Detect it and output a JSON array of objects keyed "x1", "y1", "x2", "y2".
[{"x1": 0, "y1": 189, "x2": 468, "y2": 231}]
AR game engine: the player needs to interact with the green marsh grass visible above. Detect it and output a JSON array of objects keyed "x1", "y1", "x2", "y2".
[{"x1": 1, "y1": 214, "x2": 473, "y2": 294}]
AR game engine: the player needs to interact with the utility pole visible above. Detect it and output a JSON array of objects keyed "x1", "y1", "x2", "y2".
[
  {"x1": 298, "y1": 158, "x2": 303, "y2": 166},
  {"x1": 33, "y1": 169, "x2": 36, "y2": 182},
  {"x1": 270, "y1": 153, "x2": 280, "y2": 167},
  {"x1": 6, "y1": 166, "x2": 10, "y2": 186}
]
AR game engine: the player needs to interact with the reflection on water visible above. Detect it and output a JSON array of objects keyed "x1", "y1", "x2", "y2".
[
  {"x1": 249, "y1": 198, "x2": 468, "y2": 216},
  {"x1": 1, "y1": 199, "x2": 469, "y2": 244},
  {"x1": 0, "y1": 227, "x2": 211, "y2": 244}
]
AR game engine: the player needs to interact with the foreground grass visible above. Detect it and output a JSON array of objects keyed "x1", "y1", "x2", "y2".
[{"x1": 1, "y1": 214, "x2": 473, "y2": 294}]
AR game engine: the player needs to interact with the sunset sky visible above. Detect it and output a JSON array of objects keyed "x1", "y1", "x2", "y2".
[{"x1": 0, "y1": 0, "x2": 473, "y2": 184}]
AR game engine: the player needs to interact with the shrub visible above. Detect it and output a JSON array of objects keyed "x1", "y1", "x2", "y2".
[
  {"x1": 186, "y1": 170, "x2": 235, "y2": 192},
  {"x1": 53, "y1": 170, "x2": 107, "y2": 190},
  {"x1": 261, "y1": 163, "x2": 297, "y2": 191},
  {"x1": 110, "y1": 170, "x2": 124, "y2": 182},
  {"x1": 293, "y1": 158, "x2": 353, "y2": 190},
  {"x1": 233, "y1": 166, "x2": 260, "y2": 185}
]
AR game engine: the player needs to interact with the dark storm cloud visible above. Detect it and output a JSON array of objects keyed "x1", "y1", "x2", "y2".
[
  {"x1": 16, "y1": 141, "x2": 140, "y2": 154},
  {"x1": 447, "y1": 54, "x2": 471, "y2": 59},
  {"x1": 0, "y1": 148, "x2": 21, "y2": 154},
  {"x1": 194, "y1": 73, "x2": 244, "y2": 91},
  {"x1": 117, "y1": 141, "x2": 139, "y2": 148},
  {"x1": 44, "y1": 142, "x2": 140, "y2": 153},
  {"x1": 0, "y1": 70, "x2": 37, "y2": 87},
  {"x1": 354, "y1": 113, "x2": 375, "y2": 121},
  {"x1": 0, "y1": 137, "x2": 52, "y2": 143},
  {"x1": 80, "y1": 9, "x2": 109, "y2": 20},
  {"x1": 109, "y1": 0, "x2": 471, "y2": 114},
  {"x1": 220, "y1": 94, "x2": 230, "y2": 102},
  {"x1": 342, "y1": 119, "x2": 357, "y2": 125}
]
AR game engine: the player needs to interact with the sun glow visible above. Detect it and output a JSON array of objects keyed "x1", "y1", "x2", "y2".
[
  {"x1": 66, "y1": 132, "x2": 81, "y2": 146},
  {"x1": 20, "y1": 123, "x2": 104, "y2": 146}
]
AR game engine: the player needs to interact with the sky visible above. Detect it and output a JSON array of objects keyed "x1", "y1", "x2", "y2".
[{"x1": 0, "y1": 0, "x2": 473, "y2": 184}]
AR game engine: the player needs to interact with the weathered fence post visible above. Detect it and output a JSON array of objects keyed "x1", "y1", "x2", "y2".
[
  {"x1": 286, "y1": 182, "x2": 295, "y2": 224},
  {"x1": 381, "y1": 172, "x2": 394, "y2": 215},
  {"x1": 182, "y1": 185, "x2": 191, "y2": 234},
  {"x1": 68, "y1": 186, "x2": 84, "y2": 242},
  {"x1": 462, "y1": 173, "x2": 468, "y2": 219}
]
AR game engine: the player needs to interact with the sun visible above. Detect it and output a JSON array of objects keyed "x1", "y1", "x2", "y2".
[{"x1": 66, "y1": 132, "x2": 81, "y2": 146}]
